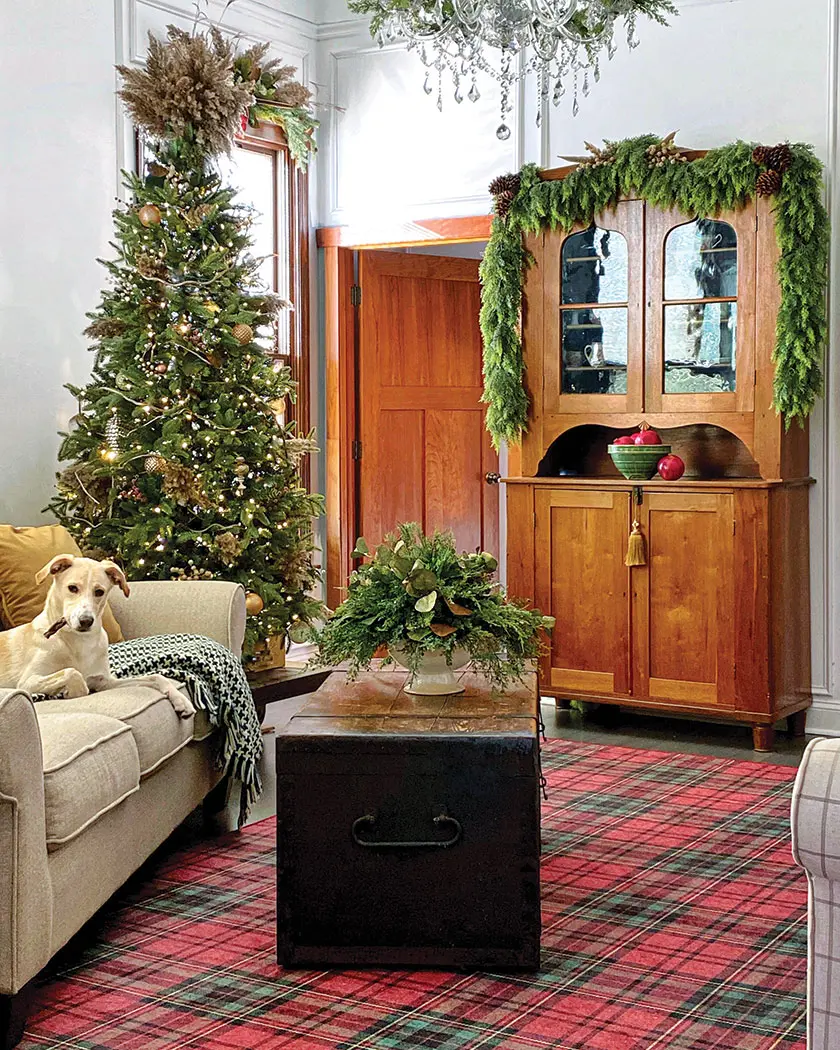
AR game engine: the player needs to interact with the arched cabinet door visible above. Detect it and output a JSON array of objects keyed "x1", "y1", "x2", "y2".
[
  {"x1": 644, "y1": 206, "x2": 757, "y2": 415},
  {"x1": 542, "y1": 201, "x2": 644, "y2": 416}
]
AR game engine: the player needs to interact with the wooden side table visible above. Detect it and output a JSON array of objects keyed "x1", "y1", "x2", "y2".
[
  {"x1": 275, "y1": 669, "x2": 541, "y2": 970},
  {"x1": 246, "y1": 666, "x2": 333, "y2": 725}
]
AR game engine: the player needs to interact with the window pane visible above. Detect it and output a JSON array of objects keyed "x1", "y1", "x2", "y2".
[
  {"x1": 562, "y1": 307, "x2": 628, "y2": 394},
  {"x1": 562, "y1": 226, "x2": 628, "y2": 304},
  {"x1": 664, "y1": 302, "x2": 736, "y2": 393},
  {"x1": 665, "y1": 219, "x2": 737, "y2": 300}
]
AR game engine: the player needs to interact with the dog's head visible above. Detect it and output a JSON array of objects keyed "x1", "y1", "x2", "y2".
[{"x1": 35, "y1": 555, "x2": 129, "y2": 633}]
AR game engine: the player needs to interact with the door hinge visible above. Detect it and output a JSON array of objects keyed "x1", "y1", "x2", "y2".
[
  {"x1": 352, "y1": 439, "x2": 362, "y2": 460},
  {"x1": 350, "y1": 284, "x2": 362, "y2": 307}
]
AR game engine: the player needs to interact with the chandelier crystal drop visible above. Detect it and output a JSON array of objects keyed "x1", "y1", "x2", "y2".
[{"x1": 356, "y1": 0, "x2": 677, "y2": 137}]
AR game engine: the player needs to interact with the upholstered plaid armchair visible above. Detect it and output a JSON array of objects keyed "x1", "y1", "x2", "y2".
[{"x1": 791, "y1": 737, "x2": 840, "y2": 1049}]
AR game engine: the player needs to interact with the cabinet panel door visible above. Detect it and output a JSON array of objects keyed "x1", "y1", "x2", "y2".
[
  {"x1": 633, "y1": 492, "x2": 736, "y2": 706},
  {"x1": 535, "y1": 489, "x2": 631, "y2": 696},
  {"x1": 645, "y1": 205, "x2": 756, "y2": 415},
  {"x1": 543, "y1": 202, "x2": 644, "y2": 416}
]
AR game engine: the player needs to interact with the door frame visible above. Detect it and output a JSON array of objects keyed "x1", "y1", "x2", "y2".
[{"x1": 317, "y1": 215, "x2": 493, "y2": 609}]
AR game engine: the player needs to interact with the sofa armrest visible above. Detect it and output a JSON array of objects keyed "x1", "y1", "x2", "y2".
[
  {"x1": 108, "y1": 580, "x2": 246, "y2": 657},
  {"x1": 791, "y1": 737, "x2": 840, "y2": 880},
  {"x1": 0, "y1": 690, "x2": 52, "y2": 995}
]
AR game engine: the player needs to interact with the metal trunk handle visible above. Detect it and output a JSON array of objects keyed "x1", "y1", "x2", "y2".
[{"x1": 351, "y1": 811, "x2": 462, "y2": 849}]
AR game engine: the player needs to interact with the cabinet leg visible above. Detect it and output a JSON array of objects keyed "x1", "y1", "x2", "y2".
[
  {"x1": 555, "y1": 699, "x2": 571, "y2": 710},
  {"x1": 788, "y1": 710, "x2": 807, "y2": 738},
  {"x1": 752, "y1": 725, "x2": 775, "y2": 753}
]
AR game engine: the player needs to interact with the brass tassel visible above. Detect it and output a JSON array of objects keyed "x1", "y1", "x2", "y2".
[{"x1": 626, "y1": 519, "x2": 647, "y2": 566}]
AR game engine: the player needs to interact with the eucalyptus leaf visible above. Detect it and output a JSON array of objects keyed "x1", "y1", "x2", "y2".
[{"x1": 414, "y1": 590, "x2": 437, "y2": 613}]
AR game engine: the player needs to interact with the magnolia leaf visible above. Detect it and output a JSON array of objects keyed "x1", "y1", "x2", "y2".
[
  {"x1": 480, "y1": 552, "x2": 498, "y2": 572},
  {"x1": 375, "y1": 544, "x2": 392, "y2": 565},
  {"x1": 351, "y1": 536, "x2": 369, "y2": 558},
  {"x1": 392, "y1": 555, "x2": 413, "y2": 577},
  {"x1": 408, "y1": 568, "x2": 438, "y2": 593},
  {"x1": 541, "y1": 615, "x2": 556, "y2": 631},
  {"x1": 430, "y1": 623, "x2": 458, "y2": 638},
  {"x1": 406, "y1": 627, "x2": 427, "y2": 641},
  {"x1": 393, "y1": 539, "x2": 405, "y2": 554},
  {"x1": 414, "y1": 590, "x2": 437, "y2": 613},
  {"x1": 445, "y1": 598, "x2": 473, "y2": 617}
]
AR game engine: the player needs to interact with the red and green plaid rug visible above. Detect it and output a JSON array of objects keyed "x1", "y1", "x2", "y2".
[{"x1": 21, "y1": 741, "x2": 807, "y2": 1050}]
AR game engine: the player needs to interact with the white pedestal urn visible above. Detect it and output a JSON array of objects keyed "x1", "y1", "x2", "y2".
[{"x1": 390, "y1": 645, "x2": 471, "y2": 695}]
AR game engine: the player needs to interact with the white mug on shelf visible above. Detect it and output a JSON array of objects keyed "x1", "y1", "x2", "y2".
[{"x1": 584, "y1": 342, "x2": 605, "y2": 367}]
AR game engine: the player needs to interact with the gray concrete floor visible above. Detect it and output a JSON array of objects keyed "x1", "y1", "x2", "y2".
[{"x1": 242, "y1": 689, "x2": 812, "y2": 828}]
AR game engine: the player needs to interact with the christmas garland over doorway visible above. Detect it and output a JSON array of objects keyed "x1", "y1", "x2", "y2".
[{"x1": 480, "y1": 134, "x2": 828, "y2": 448}]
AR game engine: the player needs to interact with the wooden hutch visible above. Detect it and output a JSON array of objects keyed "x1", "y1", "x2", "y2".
[{"x1": 504, "y1": 173, "x2": 812, "y2": 751}]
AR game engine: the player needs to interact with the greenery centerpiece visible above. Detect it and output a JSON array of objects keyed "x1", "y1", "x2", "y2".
[{"x1": 311, "y1": 523, "x2": 554, "y2": 691}]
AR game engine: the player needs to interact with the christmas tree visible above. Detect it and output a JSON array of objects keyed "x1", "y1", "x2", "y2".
[{"x1": 49, "y1": 27, "x2": 323, "y2": 656}]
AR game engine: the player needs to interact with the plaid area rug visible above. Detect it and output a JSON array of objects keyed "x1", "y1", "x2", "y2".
[{"x1": 21, "y1": 741, "x2": 807, "y2": 1050}]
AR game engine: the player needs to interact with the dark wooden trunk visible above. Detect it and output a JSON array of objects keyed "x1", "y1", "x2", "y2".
[{"x1": 276, "y1": 671, "x2": 541, "y2": 970}]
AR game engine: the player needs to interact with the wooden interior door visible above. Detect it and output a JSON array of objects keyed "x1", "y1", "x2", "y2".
[
  {"x1": 632, "y1": 491, "x2": 736, "y2": 707},
  {"x1": 534, "y1": 488, "x2": 631, "y2": 697},
  {"x1": 357, "y1": 250, "x2": 498, "y2": 554}
]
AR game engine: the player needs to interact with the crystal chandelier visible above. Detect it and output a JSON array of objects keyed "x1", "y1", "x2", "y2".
[{"x1": 361, "y1": 0, "x2": 677, "y2": 140}]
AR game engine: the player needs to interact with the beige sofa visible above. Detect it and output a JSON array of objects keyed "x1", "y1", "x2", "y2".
[
  {"x1": 791, "y1": 736, "x2": 840, "y2": 1050},
  {"x1": 0, "y1": 579, "x2": 246, "y2": 1049}
]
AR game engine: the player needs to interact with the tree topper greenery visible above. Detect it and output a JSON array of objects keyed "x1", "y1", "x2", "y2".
[
  {"x1": 310, "y1": 523, "x2": 554, "y2": 688},
  {"x1": 480, "y1": 135, "x2": 828, "y2": 448}
]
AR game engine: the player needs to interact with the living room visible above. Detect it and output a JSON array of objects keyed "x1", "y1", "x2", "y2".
[{"x1": 0, "y1": 0, "x2": 837, "y2": 1047}]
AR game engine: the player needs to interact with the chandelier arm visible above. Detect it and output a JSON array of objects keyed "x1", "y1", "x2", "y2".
[{"x1": 527, "y1": 0, "x2": 581, "y2": 31}]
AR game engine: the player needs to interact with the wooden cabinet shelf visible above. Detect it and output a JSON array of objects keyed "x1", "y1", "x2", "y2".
[{"x1": 505, "y1": 182, "x2": 812, "y2": 751}]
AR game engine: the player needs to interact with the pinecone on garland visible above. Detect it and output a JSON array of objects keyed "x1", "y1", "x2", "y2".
[
  {"x1": 752, "y1": 145, "x2": 772, "y2": 167},
  {"x1": 767, "y1": 143, "x2": 793, "y2": 172},
  {"x1": 136, "y1": 253, "x2": 168, "y2": 280},
  {"x1": 756, "y1": 169, "x2": 783, "y2": 197},
  {"x1": 489, "y1": 172, "x2": 521, "y2": 219}
]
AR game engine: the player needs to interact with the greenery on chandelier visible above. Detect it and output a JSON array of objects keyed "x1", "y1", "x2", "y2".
[
  {"x1": 310, "y1": 524, "x2": 554, "y2": 689},
  {"x1": 480, "y1": 135, "x2": 828, "y2": 447},
  {"x1": 348, "y1": 0, "x2": 676, "y2": 39},
  {"x1": 49, "y1": 33, "x2": 324, "y2": 657}
]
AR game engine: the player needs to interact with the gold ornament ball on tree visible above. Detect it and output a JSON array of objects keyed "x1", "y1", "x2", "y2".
[
  {"x1": 245, "y1": 591, "x2": 265, "y2": 615},
  {"x1": 138, "y1": 204, "x2": 162, "y2": 227},
  {"x1": 232, "y1": 323, "x2": 254, "y2": 346},
  {"x1": 234, "y1": 458, "x2": 249, "y2": 476}
]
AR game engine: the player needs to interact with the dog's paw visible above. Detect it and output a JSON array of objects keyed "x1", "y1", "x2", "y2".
[
  {"x1": 167, "y1": 685, "x2": 195, "y2": 719},
  {"x1": 63, "y1": 670, "x2": 90, "y2": 699}
]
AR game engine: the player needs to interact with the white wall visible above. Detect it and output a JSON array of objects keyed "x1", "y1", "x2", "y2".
[{"x1": 315, "y1": 0, "x2": 840, "y2": 731}]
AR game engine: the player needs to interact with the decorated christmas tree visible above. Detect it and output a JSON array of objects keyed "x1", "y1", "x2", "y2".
[{"x1": 49, "y1": 27, "x2": 323, "y2": 656}]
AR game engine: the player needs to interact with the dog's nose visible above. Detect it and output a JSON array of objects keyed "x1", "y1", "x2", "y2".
[{"x1": 77, "y1": 615, "x2": 95, "y2": 632}]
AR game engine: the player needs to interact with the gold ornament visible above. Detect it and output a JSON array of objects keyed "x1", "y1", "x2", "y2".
[
  {"x1": 145, "y1": 453, "x2": 166, "y2": 474},
  {"x1": 245, "y1": 591, "x2": 265, "y2": 615},
  {"x1": 234, "y1": 459, "x2": 249, "y2": 476},
  {"x1": 203, "y1": 300, "x2": 221, "y2": 313},
  {"x1": 231, "y1": 323, "x2": 254, "y2": 345},
  {"x1": 138, "y1": 204, "x2": 162, "y2": 227}
]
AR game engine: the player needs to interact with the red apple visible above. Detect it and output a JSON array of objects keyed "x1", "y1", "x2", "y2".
[
  {"x1": 613, "y1": 435, "x2": 635, "y2": 445},
  {"x1": 657, "y1": 454, "x2": 685, "y2": 480},
  {"x1": 634, "y1": 429, "x2": 661, "y2": 445}
]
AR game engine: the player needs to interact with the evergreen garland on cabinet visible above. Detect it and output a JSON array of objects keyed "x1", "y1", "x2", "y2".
[{"x1": 480, "y1": 135, "x2": 828, "y2": 447}]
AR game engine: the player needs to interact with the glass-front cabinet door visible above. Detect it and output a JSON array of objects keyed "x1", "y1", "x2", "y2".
[
  {"x1": 645, "y1": 206, "x2": 756, "y2": 414},
  {"x1": 544, "y1": 201, "x2": 644, "y2": 415}
]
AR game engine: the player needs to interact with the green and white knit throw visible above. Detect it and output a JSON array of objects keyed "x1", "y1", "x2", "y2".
[{"x1": 108, "y1": 634, "x2": 263, "y2": 826}]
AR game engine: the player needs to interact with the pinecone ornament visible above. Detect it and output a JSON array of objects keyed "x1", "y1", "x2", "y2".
[
  {"x1": 104, "y1": 414, "x2": 126, "y2": 453},
  {"x1": 767, "y1": 143, "x2": 793, "y2": 173},
  {"x1": 756, "y1": 169, "x2": 783, "y2": 197},
  {"x1": 144, "y1": 453, "x2": 167, "y2": 475},
  {"x1": 489, "y1": 172, "x2": 521, "y2": 219},
  {"x1": 752, "y1": 145, "x2": 772, "y2": 167},
  {"x1": 231, "y1": 323, "x2": 254, "y2": 346}
]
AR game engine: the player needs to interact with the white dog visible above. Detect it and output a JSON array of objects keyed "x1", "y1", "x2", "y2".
[{"x1": 0, "y1": 554, "x2": 194, "y2": 718}]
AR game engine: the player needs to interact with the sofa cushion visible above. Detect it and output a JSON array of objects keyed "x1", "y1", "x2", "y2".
[
  {"x1": 35, "y1": 711, "x2": 140, "y2": 851},
  {"x1": 36, "y1": 686, "x2": 196, "y2": 778},
  {"x1": 0, "y1": 524, "x2": 123, "y2": 642}
]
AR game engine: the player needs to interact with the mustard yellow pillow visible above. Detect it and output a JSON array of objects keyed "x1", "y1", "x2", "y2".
[{"x1": 0, "y1": 524, "x2": 124, "y2": 643}]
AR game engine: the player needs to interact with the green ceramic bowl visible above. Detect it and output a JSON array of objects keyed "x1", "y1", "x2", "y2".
[{"x1": 608, "y1": 443, "x2": 671, "y2": 480}]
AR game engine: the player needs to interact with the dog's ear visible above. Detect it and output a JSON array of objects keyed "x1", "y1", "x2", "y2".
[
  {"x1": 101, "y1": 560, "x2": 130, "y2": 598},
  {"x1": 35, "y1": 554, "x2": 75, "y2": 585}
]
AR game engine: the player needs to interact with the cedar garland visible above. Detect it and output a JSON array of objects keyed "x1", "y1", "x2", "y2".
[{"x1": 480, "y1": 135, "x2": 828, "y2": 448}]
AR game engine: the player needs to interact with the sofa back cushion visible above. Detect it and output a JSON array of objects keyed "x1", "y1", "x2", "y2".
[{"x1": 0, "y1": 524, "x2": 124, "y2": 643}]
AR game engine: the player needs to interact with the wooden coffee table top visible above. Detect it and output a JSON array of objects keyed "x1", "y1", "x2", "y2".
[{"x1": 279, "y1": 669, "x2": 539, "y2": 737}]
